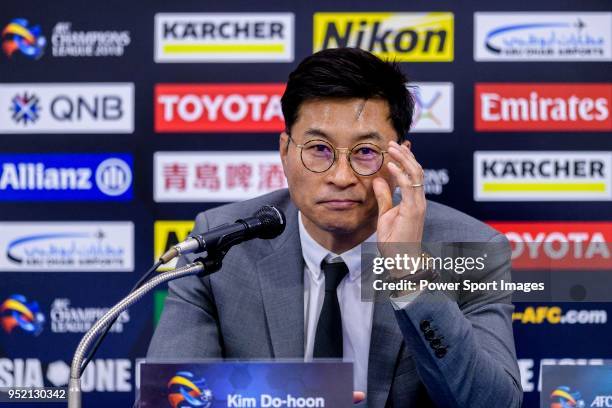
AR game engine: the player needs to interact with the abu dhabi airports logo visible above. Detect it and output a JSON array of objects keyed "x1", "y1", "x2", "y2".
[
  {"x1": 550, "y1": 385, "x2": 585, "y2": 408},
  {"x1": 1, "y1": 18, "x2": 46, "y2": 59},
  {"x1": 0, "y1": 222, "x2": 134, "y2": 271},
  {"x1": 474, "y1": 12, "x2": 612, "y2": 61},
  {"x1": 10, "y1": 92, "x2": 41, "y2": 125},
  {"x1": 168, "y1": 371, "x2": 213, "y2": 408},
  {"x1": 0, "y1": 294, "x2": 45, "y2": 336}
]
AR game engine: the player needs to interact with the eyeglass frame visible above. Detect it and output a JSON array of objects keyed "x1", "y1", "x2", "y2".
[{"x1": 286, "y1": 133, "x2": 389, "y2": 176}]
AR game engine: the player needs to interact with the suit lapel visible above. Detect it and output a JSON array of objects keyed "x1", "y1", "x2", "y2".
[
  {"x1": 256, "y1": 202, "x2": 305, "y2": 358},
  {"x1": 255, "y1": 190, "x2": 405, "y2": 397},
  {"x1": 367, "y1": 298, "x2": 405, "y2": 404}
]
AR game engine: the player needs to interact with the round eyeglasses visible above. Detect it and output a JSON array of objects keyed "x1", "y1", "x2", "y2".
[{"x1": 287, "y1": 134, "x2": 388, "y2": 176}]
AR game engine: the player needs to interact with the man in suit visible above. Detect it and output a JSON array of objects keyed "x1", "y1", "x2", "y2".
[{"x1": 148, "y1": 48, "x2": 522, "y2": 407}]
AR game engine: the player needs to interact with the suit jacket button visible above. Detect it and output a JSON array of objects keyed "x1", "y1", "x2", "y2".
[
  {"x1": 420, "y1": 320, "x2": 431, "y2": 331},
  {"x1": 435, "y1": 347, "x2": 447, "y2": 358},
  {"x1": 430, "y1": 337, "x2": 442, "y2": 348},
  {"x1": 424, "y1": 329, "x2": 435, "y2": 341}
]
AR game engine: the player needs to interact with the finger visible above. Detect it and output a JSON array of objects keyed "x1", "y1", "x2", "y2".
[
  {"x1": 372, "y1": 177, "x2": 393, "y2": 218},
  {"x1": 353, "y1": 391, "x2": 366, "y2": 404},
  {"x1": 401, "y1": 144, "x2": 425, "y2": 179},
  {"x1": 387, "y1": 151, "x2": 426, "y2": 208},
  {"x1": 388, "y1": 144, "x2": 423, "y2": 184},
  {"x1": 387, "y1": 153, "x2": 417, "y2": 193},
  {"x1": 402, "y1": 145, "x2": 427, "y2": 207},
  {"x1": 388, "y1": 147, "x2": 421, "y2": 184},
  {"x1": 392, "y1": 141, "x2": 421, "y2": 173}
]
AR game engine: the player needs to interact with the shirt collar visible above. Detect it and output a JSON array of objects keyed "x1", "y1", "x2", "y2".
[{"x1": 298, "y1": 211, "x2": 377, "y2": 282}]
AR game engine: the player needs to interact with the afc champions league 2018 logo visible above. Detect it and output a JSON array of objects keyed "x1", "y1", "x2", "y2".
[
  {"x1": 1, "y1": 18, "x2": 46, "y2": 59},
  {"x1": 0, "y1": 294, "x2": 45, "y2": 336},
  {"x1": 167, "y1": 371, "x2": 214, "y2": 408},
  {"x1": 550, "y1": 385, "x2": 586, "y2": 408}
]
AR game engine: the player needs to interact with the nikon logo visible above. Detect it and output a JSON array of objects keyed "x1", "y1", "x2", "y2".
[{"x1": 313, "y1": 12, "x2": 453, "y2": 61}]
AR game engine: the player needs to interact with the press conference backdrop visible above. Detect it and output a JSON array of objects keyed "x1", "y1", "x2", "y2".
[{"x1": 0, "y1": 0, "x2": 610, "y2": 407}]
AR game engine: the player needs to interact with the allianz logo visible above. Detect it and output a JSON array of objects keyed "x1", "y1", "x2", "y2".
[{"x1": 0, "y1": 159, "x2": 131, "y2": 195}]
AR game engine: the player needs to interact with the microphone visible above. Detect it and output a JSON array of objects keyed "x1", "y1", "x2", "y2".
[{"x1": 160, "y1": 205, "x2": 286, "y2": 263}]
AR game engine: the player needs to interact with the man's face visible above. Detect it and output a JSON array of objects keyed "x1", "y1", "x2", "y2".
[{"x1": 280, "y1": 97, "x2": 403, "y2": 237}]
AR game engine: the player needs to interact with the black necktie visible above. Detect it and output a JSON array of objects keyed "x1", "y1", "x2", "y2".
[{"x1": 313, "y1": 258, "x2": 349, "y2": 358}]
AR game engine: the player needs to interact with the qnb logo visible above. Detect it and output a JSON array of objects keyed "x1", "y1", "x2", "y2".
[
  {"x1": 9, "y1": 92, "x2": 125, "y2": 126},
  {"x1": 0, "y1": 294, "x2": 45, "y2": 336},
  {"x1": 0, "y1": 84, "x2": 134, "y2": 134},
  {"x1": 167, "y1": 371, "x2": 213, "y2": 408},
  {"x1": 1, "y1": 18, "x2": 46, "y2": 59},
  {"x1": 550, "y1": 386, "x2": 585, "y2": 408},
  {"x1": 49, "y1": 95, "x2": 125, "y2": 122},
  {"x1": 95, "y1": 158, "x2": 132, "y2": 196},
  {"x1": 591, "y1": 396, "x2": 612, "y2": 408},
  {"x1": 10, "y1": 92, "x2": 41, "y2": 125}
]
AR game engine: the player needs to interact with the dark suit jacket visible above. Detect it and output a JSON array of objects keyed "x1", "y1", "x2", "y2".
[{"x1": 147, "y1": 189, "x2": 523, "y2": 407}]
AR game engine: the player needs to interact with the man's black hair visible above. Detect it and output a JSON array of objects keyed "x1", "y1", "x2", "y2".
[{"x1": 281, "y1": 47, "x2": 414, "y2": 142}]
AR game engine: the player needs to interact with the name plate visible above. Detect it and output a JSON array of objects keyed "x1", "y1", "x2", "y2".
[
  {"x1": 138, "y1": 361, "x2": 353, "y2": 408},
  {"x1": 542, "y1": 363, "x2": 612, "y2": 408}
]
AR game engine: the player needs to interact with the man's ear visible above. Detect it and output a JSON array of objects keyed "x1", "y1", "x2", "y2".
[
  {"x1": 279, "y1": 132, "x2": 289, "y2": 166},
  {"x1": 400, "y1": 139, "x2": 412, "y2": 149}
]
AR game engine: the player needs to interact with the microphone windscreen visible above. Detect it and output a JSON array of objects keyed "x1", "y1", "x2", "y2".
[{"x1": 254, "y1": 205, "x2": 286, "y2": 239}]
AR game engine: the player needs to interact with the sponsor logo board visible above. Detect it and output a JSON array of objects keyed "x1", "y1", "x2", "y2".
[
  {"x1": 155, "y1": 13, "x2": 294, "y2": 62},
  {"x1": 475, "y1": 83, "x2": 611, "y2": 132},
  {"x1": 0, "y1": 83, "x2": 134, "y2": 133},
  {"x1": 155, "y1": 83, "x2": 285, "y2": 132},
  {"x1": 314, "y1": 12, "x2": 454, "y2": 61},
  {"x1": 474, "y1": 151, "x2": 612, "y2": 201},
  {"x1": 154, "y1": 152, "x2": 287, "y2": 202},
  {"x1": 0, "y1": 154, "x2": 133, "y2": 201},
  {"x1": 474, "y1": 12, "x2": 612, "y2": 61},
  {"x1": 0, "y1": 222, "x2": 134, "y2": 271}
]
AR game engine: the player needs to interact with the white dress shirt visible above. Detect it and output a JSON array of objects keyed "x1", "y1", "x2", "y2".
[
  {"x1": 299, "y1": 212, "x2": 376, "y2": 393},
  {"x1": 298, "y1": 211, "x2": 422, "y2": 392}
]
